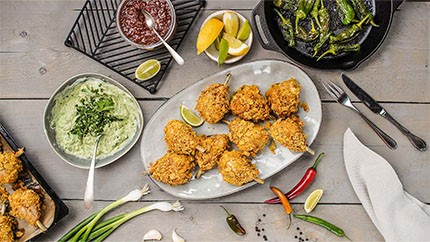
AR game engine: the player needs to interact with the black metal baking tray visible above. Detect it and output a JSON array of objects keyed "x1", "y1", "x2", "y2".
[
  {"x1": 0, "y1": 122, "x2": 69, "y2": 241},
  {"x1": 64, "y1": 0, "x2": 205, "y2": 94}
]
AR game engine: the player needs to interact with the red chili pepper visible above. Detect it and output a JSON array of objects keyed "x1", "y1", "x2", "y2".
[{"x1": 264, "y1": 152, "x2": 325, "y2": 204}]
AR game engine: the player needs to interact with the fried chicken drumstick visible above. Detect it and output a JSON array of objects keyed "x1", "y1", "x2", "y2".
[
  {"x1": 230, "y1": 85, "x2": 271, "y2": 122},
  {"x1": 195, "y1": 74, "x2": 232, "y2": 124},
  {"x1": 218, "y1": 150, "x2": 263, "y2": 186},
  {"x1": 195, "y1": 134, "x2": 229, "y2": 177},
  {"x1": 164, "y1": 120, "x2": 204, "y2": 155},
  {"x1": 270, "y1": 116, "x2": 314, "y2": 154},
  {"x1": 9, "y1": 187, "x2": 47, "y2": 231},
  {"x1": 227, "y1": 118, "x2": 269, "y2": 157},
  {"x1": 266, "y1": 78, "x2": 302, "y2": 119},
  {"x1": 0, "y1": 148, "x2": 24, "y2": 184},
  {"x1": 148, "y1": 152, "x2": 195, "y2": 186},
  {"x1": 0, "y1": 215, "x2": 16, "y2": 242}
]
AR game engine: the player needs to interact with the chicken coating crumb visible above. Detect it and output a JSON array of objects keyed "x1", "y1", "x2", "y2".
[
  {"x1": 270, "y1": 116, "x2": 307, "y2": 152},
  {"x1": 0, "y1": 148, "x2": 24, "y2": 184},
  {"x1": 164, "y1": 120, "x2": 198, "y2": 155},
  {"x1": 195, "y1": 84, "x2": 230, "y2": 124},
  {"x1": 9, "y1": 187, "x2": 42, "y2": 226},
  {"x1": 230, "y1": 85, "x2": 271, "y2": 122},
  {"x1": 218, "y1": 150, "x2": 260, "y2": 186},
  {"x1": 148, "y1": 152, "x2": 195, "y2": 186},
  {"x1": 228, "y1": 118, "x2": 269, "y2": 157},
  {"x1": 195, "y1": 134, "x2": 230, "y2": 176},
  {"x1": 0, "y1": 215, "x2": 16, "y2": 242},
  {"x1": 266, "y1": 78, "x2": 302, "y2": 119}
]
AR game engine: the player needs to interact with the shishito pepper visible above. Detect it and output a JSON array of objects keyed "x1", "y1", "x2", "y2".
[
  {"x1": 350, "y1": 0, "x2": 379, "y2": 27},
  {"x1": 220, "y1": 206, "x2": 246, "y2": 235},
  {"x1": 295, "y1": 20, "x2": 319, "y2": 42},
  {"x1": 310, "y1": 0, "x2": 321, "y2": 28},
  {"x1": 335, "y1": 0, "x2": 356, "y2": 25},
  {"x1": 294, "y1": 214, "x2": 351, "y2": 240},
  {"x1": 313, "y1": 0, "x2": 331, "y2": 56},
  {"x1": 329, "y1": 13, "x2": 370, "y2": 44},
  {"x1": 317, "y1": 43, "x2": 360, "y2": 61},
  {"x1": 274, "y1": 9, "x2": 296, "y2": 47},
  {"x1": 273, "y1": 0, "x2": 297, "y2": 11},
  {"x1": 295, "y1": 0, "x2": 315, "y2": 30}
]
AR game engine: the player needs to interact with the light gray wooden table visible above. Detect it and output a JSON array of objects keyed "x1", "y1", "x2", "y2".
[{"x1": 1, "y1": 0, "x2": 429, "y2": 241}]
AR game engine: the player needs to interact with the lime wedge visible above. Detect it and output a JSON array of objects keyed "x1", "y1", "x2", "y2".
[
  {"x1": 135, "y1": 59, "x2": 161, "y2": 81},
  {"x1": 180, "y1": 104, "x2": 204, "y2": 127},
  {"x1": 237, "y1": 19, "x2": 251, "y2": 41},
  {"x1": 218, "y1": 38, "x2": 229, "y2": 66},
  {"x1": 304, "y1": 189, "x2": 323, "y2": 213}
]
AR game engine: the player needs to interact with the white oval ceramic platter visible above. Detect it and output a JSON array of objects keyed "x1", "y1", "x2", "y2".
[{"x1": 140, "y1": 59, "x2": 322, "y2": 200}]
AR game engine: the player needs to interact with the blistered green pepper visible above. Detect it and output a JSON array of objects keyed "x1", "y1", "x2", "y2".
[
  {"x1": 317, "y1": 43, "x2": 360, "y2": 61},
  {"x1": 310, "y1": 0, "x2": 321, "y2": 28},
  {"x1": 274, "y1": 9, "x2": 296, "y2": 47},
  {"x1": 296, "y1": 20, "x2": 319, "y2": 42},
  {"x1": 329, "y1": 14, "x2": 370, "y2": 43},
  {"x1": 313, "y1": 0, "x2": 331, "y2": 56},
  {"x1": 350, "y1": 0, "x2": 378, "y2": 27},
  {"x1": 295, "y1": 0, "x2": 315, "y2": 30},
  {"x1": 273, "y1": 0, "x2": 297, "y2": 11},
  {"x1": 335, "y1": 0, "x2": 355, "y2": 25}
]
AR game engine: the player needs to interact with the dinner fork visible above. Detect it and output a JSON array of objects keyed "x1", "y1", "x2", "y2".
[{"x1": 323, "y1": 80, "x2": 398, "y2": 149}]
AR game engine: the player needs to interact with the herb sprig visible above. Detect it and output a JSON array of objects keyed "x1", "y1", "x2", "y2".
[{"x1": 70, "y1": 88, "x2": 122, "y2": 139}]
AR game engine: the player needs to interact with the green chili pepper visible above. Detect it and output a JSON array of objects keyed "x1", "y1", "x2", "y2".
[
  {"x1": 317, "y1": 43, "x2": 360, "y2": 61},
  {"x1": 294, "y1": 214, "x2": 351, "y2": 240},
  {"x1": 310, "y1": 0, "x2": 321, "y2": 28},
  {"x1": 295, "y1": 0, "x2": 315, "y2": 31},
  {"x1": 335, "y1": 0, "x2": 356, "y2": 25},
  {"x1": 275, "y1": 9, "x2": 296, "y2": 47},
  {"x1": 329, "y1": 13, "x2": 370, "y2": 44},
  {"x1": 220, "y1": 206, "x2": 246, "y2": 236},
  {"x1": 273, "y1": 0, "x2": 297, "y2": 11},
  {"x1": 350, "y1": 0, "x2": 379, "y2": 27},
  {"x1": 313, "y1": 0, "x2": 331, "y2": 56},
  {"x1": 296, "y1": 20, "x2": 319, "y2": 42}
]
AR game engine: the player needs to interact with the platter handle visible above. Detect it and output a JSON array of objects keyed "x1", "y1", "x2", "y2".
[{"x1": 251, "y1": 1, "x2": 282, "y2": 52}]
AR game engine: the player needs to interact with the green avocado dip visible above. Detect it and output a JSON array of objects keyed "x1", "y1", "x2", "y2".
[{"x1": 50, "y1": 77, "x2": 140, "y2": 159}]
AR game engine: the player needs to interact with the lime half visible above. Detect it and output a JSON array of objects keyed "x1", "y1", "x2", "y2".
[
  {"x1": 304, "y1": 189, "x2": 324, "y2": 213},
  {"x1": 135, "y1": 59, "x2": 161, "y2": 81},
  {"x1": 180, "y1": 104, "x2": 204, "y2": 127},
  {"x1": 237, "y1": 19, "x2": 251, "y2": 41}
]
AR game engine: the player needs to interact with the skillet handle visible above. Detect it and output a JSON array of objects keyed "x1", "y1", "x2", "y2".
[{"x1": 251, "y1": 1, "x2": 281, "y2": 52}]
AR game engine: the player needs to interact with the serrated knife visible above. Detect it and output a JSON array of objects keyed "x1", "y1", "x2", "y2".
[{"x1": 342, "y1": 74, "x2": 427, "y2": 151}]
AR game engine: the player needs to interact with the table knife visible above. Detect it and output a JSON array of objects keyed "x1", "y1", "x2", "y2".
[{"x1": 342, "y1": 74, "x2": 427, "y2": 151}]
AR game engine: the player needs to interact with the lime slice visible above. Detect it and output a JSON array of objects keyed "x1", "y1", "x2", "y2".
[
  {"x1": 237, "y1": 19, "x2": 251, "y2": 41},
  {"x1": 304, "y1": 189, "x2": 324, "y2": 213},
  {"x1": 135, "y1": 59, "x2": 161, "y2": 81},
  {"x1": 180, "y1": 104, "x2": 204, "y2": 127},
  {"x1": 218, "y1": 38, "x2": 229, "y2": 66},
  {"x1": 222, "y1": 32, "x2": 250, "y2": 56},
  {"x1": 223, "y1": 12, "x2": 239, "y2": 37}
]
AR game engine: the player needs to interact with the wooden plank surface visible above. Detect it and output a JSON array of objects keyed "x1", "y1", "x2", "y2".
[{"x1": 0, "y1": 0, "x2": 429, "y2": 241}]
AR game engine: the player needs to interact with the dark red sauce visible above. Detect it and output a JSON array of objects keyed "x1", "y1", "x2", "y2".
[{"x1": 119, "y1": 0, "x2": 173, "y2": 46}]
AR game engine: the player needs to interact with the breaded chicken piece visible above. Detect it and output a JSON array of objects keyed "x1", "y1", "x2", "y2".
[
  {"x1": 230, "y1": 85, "x2": 271, "y2": 122},
  {"x1": 218, "y1": 150, "x2": 262, "y2": 186},
  {"x1": 0, "y1": 215, "x2": 16, "y2": 242},
  {"x1": 195, "y1": 83, "x2": 230, "y2": 124},
  {"x1": 9, "y1": 187, "x2": 42, "y2": 226},
  {"x1": 0, "y1": 148, "x2": 24, "y2": 184},
  {"x1": 228, "y1": 118, "x2": 269, "y2": 156},
  {"x1": 269, "y1": 116, "x2": 307, "y2": 152},
  {"x1": 164, "y1": 120, "x2": 199, "y2": 155},
  {"x1": 148, "y1": 152, "x2": 195, "y2": 186},
  {"x1": 266, "y1": 78, "x2": 302, "y2": 118},
  {"x1": 195, "y1": 134, "x2": 229, "y2": 176}
]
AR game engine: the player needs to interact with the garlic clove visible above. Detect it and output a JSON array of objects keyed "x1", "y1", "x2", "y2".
[
  {"x1": 172, "y1": 228, "x2": 185, "y2": 242},
  {"x1": 143, "y1": 229, "x2": 162, "y2": 241}
]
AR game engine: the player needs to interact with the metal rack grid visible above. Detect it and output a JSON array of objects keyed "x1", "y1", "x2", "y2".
[{"x1": 65, "y1": 0, "x2": 204, "y2": 94}]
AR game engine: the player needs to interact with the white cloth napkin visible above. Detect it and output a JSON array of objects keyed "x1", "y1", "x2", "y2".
[{"x1": 343, "y1": 128, "x2": 430, "y2": 241}]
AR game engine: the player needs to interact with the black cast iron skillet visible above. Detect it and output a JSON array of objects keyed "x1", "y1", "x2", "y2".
[{"x1": 252, "y1": 0, "x2": 403, "y2": 70}]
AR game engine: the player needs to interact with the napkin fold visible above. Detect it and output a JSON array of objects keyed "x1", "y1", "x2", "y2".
[{"x1": 343, "y1": 128, "x2": 430, "y2": 241}]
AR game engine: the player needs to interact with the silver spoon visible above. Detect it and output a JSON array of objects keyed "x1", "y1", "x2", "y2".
[
  {"x1": 84, "y1": 134, "x2": 102, "y2": 209},
  {"x1": 141, "y1": 9, "x2": 185, "y2": 65}
]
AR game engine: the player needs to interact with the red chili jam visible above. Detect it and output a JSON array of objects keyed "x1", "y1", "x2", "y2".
[{"x1": 119, "y1": 0, "x2": 173, "y2": 46}]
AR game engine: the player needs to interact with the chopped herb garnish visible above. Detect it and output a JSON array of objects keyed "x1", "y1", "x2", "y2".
[{"x1": 70, "y1": 88, "x2": 122, "y2": 139}]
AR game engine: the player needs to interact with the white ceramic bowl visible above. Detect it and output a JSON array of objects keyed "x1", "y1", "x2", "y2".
[{"x1": 201, "y1": 10, "x2": 253, "y2": 64}]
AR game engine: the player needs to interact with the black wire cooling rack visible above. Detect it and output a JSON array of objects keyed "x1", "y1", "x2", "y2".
[{"x1": 65, "y1": 0, "x2": 205, "y2": 94}]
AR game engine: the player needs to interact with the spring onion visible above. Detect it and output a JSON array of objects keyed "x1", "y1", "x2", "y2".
[
  {"x1": 88, "y1": 201, "x2": 184, "y2": 241},
  {"x1": 58, "y1": 184, "x2": 150, "y2": 242}
]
